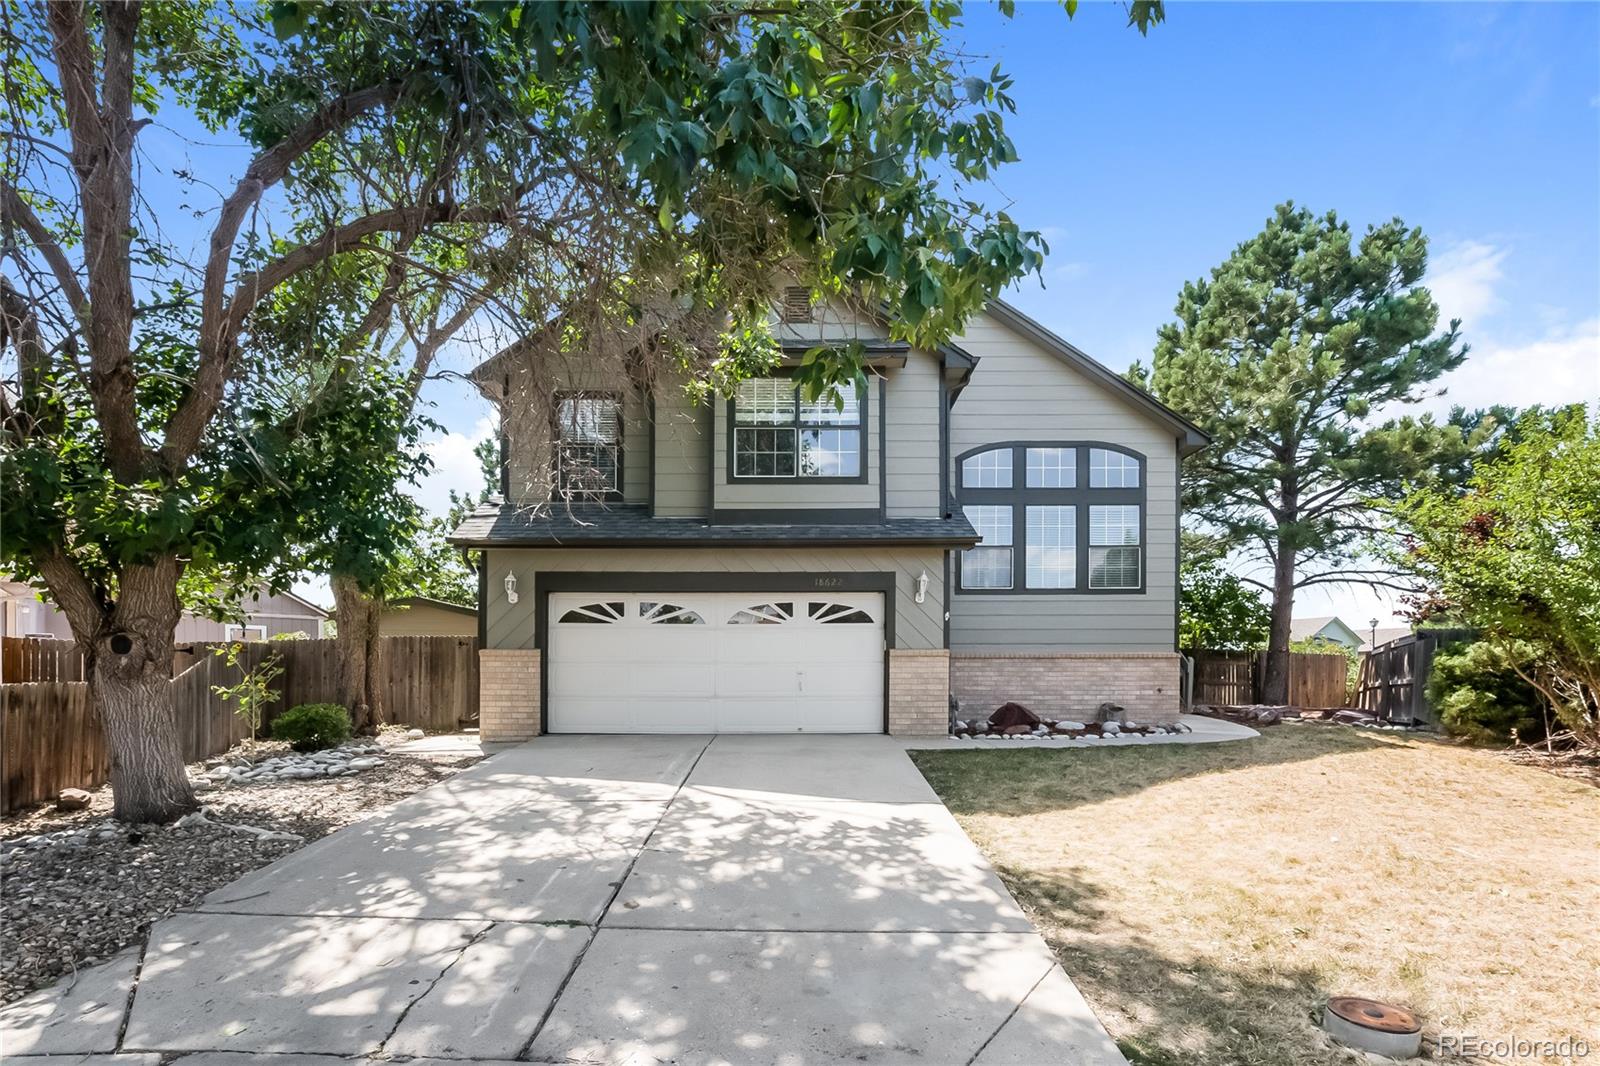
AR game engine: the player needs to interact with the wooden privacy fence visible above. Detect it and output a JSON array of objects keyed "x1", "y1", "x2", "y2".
[
  {"x1": 1355, "y1": 628, "x2": 1475, "y2": 725},
  {"x1": 1, "y1": 663, "x2": 250, "y2": 814},
  {"x1": 2, "y1": 635, "x2": 479, "y2": 813},
  {"x1": 1, "y1": 637, "x2": 84, "y2": 683},
  {"x1": 1187, "y1": 649, "x2": 1352, "y2": 709},
  {"x1": 178, "y1": 636, "x2": 478, "y2": 733}
]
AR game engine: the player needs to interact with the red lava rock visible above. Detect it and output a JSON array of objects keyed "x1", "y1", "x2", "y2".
[{"x1": 989, "y1": 702, "x2": 1041, "y2": 730}]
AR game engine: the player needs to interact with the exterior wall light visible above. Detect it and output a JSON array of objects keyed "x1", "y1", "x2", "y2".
[
  {"x1": 914, "y1": 569, "x2": 929, "y2": 604},
  {"x1": 504, "y1": 571, "x2": 519, "y2": 604}
]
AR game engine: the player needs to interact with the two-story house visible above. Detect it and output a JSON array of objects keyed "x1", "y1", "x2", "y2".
[{"x1": 449, "y1": 292, "x2": 1207, "y2": 740}]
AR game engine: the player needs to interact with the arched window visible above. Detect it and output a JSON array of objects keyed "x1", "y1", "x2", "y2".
[{"x1": 955, "y1": 443, "x2": 1146, "y2": 594}]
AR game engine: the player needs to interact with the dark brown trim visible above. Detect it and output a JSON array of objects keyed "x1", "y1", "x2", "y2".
[
  {"x1": 646, "y1": 390, "x2": 658, "y2": 518},
  {"x1": 706, "y1": 507, "x2": 887, "y2": 526},
  {"x1": 475, "y1": 554, "x2": 488, "y2": 646},
  {"x1": 877, "y1": 371, "x2": 887, "y2": 520},
  {"x1": 953, "y1": 441, "x2": 1149, "y2": 596}
]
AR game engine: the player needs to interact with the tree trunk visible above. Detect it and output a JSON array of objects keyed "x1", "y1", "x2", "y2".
[
  {"x1": 333, "y1": 573, "x2": 385, "y2": 733},
  {"x1": 1261, "y1": 542, "x2": 1297, "y2": 706},
  {"x1": 42, "y1": 555, "x2": 199, "y2": 824}
]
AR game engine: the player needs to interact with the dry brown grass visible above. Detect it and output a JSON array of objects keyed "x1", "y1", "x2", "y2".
[{"x1": 912, "y1": 726, "x2": 1600, "y2": 1066}]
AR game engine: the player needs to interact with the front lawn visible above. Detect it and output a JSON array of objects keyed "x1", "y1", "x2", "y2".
[{"x1": 912, "y1": 726, "x2": 1599, "y2": 1066}]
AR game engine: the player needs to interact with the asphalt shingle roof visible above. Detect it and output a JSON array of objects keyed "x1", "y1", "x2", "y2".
[{"x1": 448, "y1": 503, "x2": 979, "y2": 548}]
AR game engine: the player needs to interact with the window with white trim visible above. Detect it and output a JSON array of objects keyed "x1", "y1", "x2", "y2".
[
  {"x1": 1088, "y1": 505, "x2": 1141, "y2": 589},
  {"x1": 961, "y1": 505, "x2": 1013, "y2": 589},
  {"x1": 732, "y1": 378, "x2": 862, "y2": 478}
]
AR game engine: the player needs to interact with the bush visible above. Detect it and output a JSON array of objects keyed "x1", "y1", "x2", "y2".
[
  {"x1": 270, "y1": 703, "x2": 353, "y2": 752},
  {"x1": 1427, "y1": 640, "x2": 1543, "y2": 743}
]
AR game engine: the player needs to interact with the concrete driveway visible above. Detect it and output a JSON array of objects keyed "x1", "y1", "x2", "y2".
[{"x1": 4, "y1": 736, "x2": 1125, "y2": 1066}]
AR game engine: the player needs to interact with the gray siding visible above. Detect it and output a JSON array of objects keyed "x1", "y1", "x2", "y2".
[
  {"x1": 651, "y1": 371, "x2": 711, "y2": 517},
  {"x1": 946, "y1": 309, "x2": 1178, "y2": 653},
  {"x1": 500, "y1": 356, "x2": 647, "y2": 507},
  {"x1": 711, "y1": 375, "x2": 880, "y2": 512},
  {"x1": 483, "y1": 545, "x2": 945, "y2": 651},
  {"x1": 884, "y1": 352, "x2": 941, "y2": 518}
]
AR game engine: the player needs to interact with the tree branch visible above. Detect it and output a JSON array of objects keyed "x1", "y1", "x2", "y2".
[
  {"x1": 0, "y1": 179, "x2": 88, "y2": 317},
  {"x1": 197, "y1": 81, "x2": 405, "y2": 372},
  {"x1": 163, "y1": 200, "x2": 534, "y2": 467}
]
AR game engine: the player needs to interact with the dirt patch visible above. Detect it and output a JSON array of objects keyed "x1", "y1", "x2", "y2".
[
  {"x1": 912, "y1": 728, "x2": 1600, "y2": 1065},
  {"x1": 0, "y1": 729, "x2": 482, "y2": 1003}
]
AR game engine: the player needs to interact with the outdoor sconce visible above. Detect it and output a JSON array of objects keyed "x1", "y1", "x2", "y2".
[
  {"x1": 504, "y1": 571, "x2": 519, "y2": 604},
  {"x1": 914, "y1": 569, "x2": 929, "y2": 604}
]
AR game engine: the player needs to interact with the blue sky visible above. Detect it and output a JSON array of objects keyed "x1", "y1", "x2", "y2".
[{"x1": 408, "y1": 1, "x2": 1600, "y2": 626}]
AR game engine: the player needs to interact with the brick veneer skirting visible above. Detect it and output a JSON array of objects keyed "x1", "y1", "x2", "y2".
[
  {"x1": 480, "y1": 649, "x2": 541, "y2": 742},
  {"x1": 888, "y1": 649, "x2": 950, "y2": 736},
  {"x1": 950, "y1": 652, "x2": 1181, "y2": 725}
]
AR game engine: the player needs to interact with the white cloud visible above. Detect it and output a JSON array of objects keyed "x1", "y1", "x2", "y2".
[
  {"x1": 412, "y1": 415, "x2": 499, "y2": 519},
  {"x1": 1427, "y1": 317, "x2": 1600, "y2": 415},
  {"x1": 1425, "y1": 240, "x2": 1508, "y2": 328}
]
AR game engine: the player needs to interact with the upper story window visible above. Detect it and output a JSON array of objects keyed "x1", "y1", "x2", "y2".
[
  {"x1": 961, "y1": 448, "x2": 1012, "y2": 488},
  {"x1": 732, "y1": 377, "x2": 863, "y2": 480},
  {"x1": 957, "y1": 442, "x2": 1146, "y2": 593},
  {"x1": 1089, "y1": 448, "x2": 1140, "y2": 488},
  {"x1": 554, "y1": 392, "x2": 621, "y2": 497}
]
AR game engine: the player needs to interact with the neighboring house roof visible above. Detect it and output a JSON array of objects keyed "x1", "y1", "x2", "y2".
[
  {"x1": 251, "y1": 587, "x2": 330, "y2": 619},
  {"x1": 1290, "y1": 616, "x2": 1364, "y2": 647},
  {"x1": 386, "y1": 596, "x2": 477, "y2": 617},
  {"x1": 1361, "y1": 625, "x2": 1413, "y2": 652},
  {"x1": 448, "y1": 503, "x2": 979, "y2": 549}
]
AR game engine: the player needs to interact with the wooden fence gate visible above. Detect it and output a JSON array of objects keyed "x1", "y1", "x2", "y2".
[
  {"x1": 1354, "y1": 628, "x2": 1475, "y2": 724},
  {"x1": 1187, "y1": 649, "x2": 1352, "y2": 709}
]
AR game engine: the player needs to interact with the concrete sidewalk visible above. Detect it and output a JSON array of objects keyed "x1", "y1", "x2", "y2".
[{"x1": 3, "y1": 735, "x2": 1127, "y2": 1066}]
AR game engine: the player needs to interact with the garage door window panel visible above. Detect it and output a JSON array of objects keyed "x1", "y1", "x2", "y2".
[
  {"x1": 729, "y1": 601, "x2": 795, "y2": 625},
  {"x1": 558, "y1": 602, "x2": 625, "y2": 624},
  {"x1": 546, "y1": 591, "x2": 885, "y2": 734}
]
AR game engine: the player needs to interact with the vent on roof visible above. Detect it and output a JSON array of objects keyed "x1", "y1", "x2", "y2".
[{"x1": 780, "y1": 286, "x2": 814, "y2": 323}]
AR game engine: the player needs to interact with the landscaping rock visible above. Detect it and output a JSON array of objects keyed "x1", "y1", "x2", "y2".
[
  {"x1": 989, "y1": 702, "x2": 1041, "y2": 730},
  {"x1": 406, "y1": 728, "x2": 425, "y2": 738},
  {"x1": 0, "y1": 729, "x2": 482, "y2": 1005},
  {"x1": 54, "y1": 790, "x2": 91, "y2": 812}
]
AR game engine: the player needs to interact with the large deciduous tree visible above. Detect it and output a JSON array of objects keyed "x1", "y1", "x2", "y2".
[
  {"x1": 1135, "y1": 203, "x2": 1473, "y2": 704},
  {"x1": 4, "y1": 1, "x2": 1162, "y2": 820}
]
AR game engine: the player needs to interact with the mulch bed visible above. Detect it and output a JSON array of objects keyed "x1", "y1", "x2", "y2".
[{"x1": 0, "y1": 729, "x2": 482, "y2": 1004}]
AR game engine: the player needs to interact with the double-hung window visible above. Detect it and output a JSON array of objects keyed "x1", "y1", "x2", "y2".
[
  {"x1": 554, "y1": 392, "x2": 622, "y2": 497},
  {"x1": 957, "y1": 443, "x2": 1145, "y2": 593},
  {"x1": 732, "y1": 377, "x2": 863, "y2": 479}
]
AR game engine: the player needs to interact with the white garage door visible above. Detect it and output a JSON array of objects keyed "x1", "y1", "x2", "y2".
[{"x1": 547, "y1": 591, "x2": 884, "y2": 733}]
